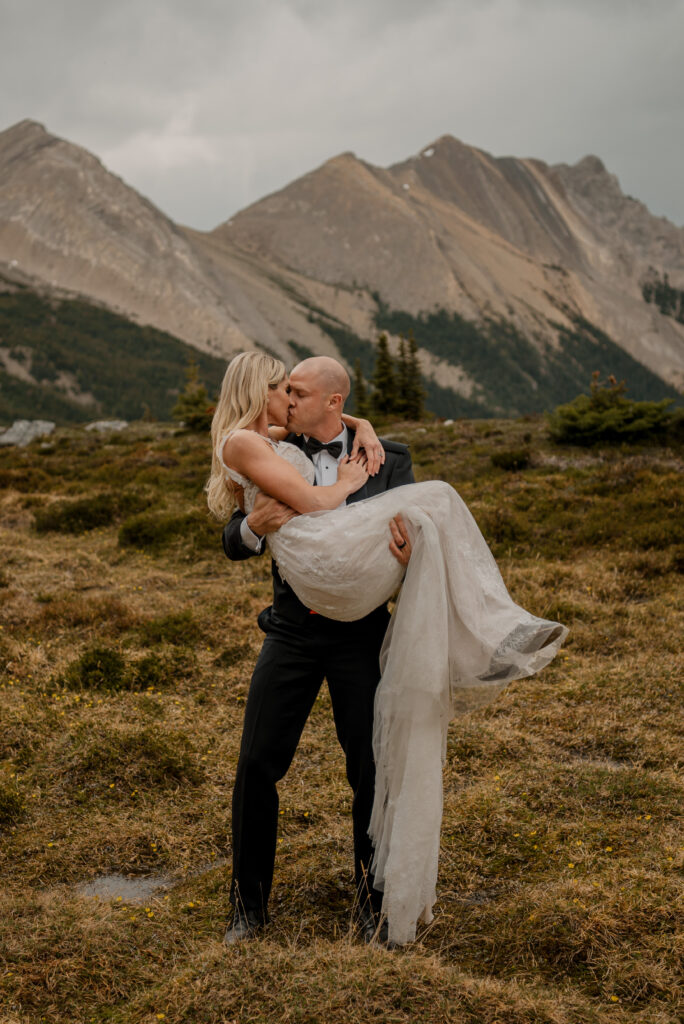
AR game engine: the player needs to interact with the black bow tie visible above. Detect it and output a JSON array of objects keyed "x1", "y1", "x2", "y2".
[{"x1": 303, "y1": 437, "x2": 344, "y2": 459}]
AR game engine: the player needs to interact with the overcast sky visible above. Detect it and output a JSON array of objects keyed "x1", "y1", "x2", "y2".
[{"x1": 2, "y1": 0, "x2": 683, "y2": 229}]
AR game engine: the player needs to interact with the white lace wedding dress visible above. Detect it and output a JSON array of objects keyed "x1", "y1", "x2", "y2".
[{"x1": 222, "y1": 437, "x2": 568, "y2": 944}]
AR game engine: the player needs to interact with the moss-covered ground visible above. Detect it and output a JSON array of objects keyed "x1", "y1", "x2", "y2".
[{"x1": 0, "y1": 418, "x2": 681, "y2": 1023}]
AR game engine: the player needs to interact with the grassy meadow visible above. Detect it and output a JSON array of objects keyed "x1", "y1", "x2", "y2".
[{"x1": 0, "y1": 417, "x2": 682, "y2": 1024}]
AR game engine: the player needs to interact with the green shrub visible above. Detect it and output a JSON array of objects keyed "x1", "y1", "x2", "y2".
[
  {"x1": 118, "y1": 509, "x2": 216, "y2": 552},
  {"x1": 213, "y1": 643, "x2": 252, "y2": 668},
  {"x1": 139, "y1": 611, "x2": 203, "y2": 646},
  {"x1": 0, "y1": 782, "x2": 26, "y2": 828},
  {"x1": 72, "y1": 726, "x2": 204, "y2": 789},
  {"x1": 60, "y1": 646, "x2": 127, "y2": 691},
  {"x1": 59, "y1": 646, "x2": 193, "y2": 693},
  {"x1": 476, "y1": 507, "x2": 530, "y2": 553},
  {"x1": 547, "y1": 375, "x2": 678, "y2": 446},
  {"x1": 491, "y1": 448, "x2": 531, "y2": 471},
  {"x1": 33, "y1": 490, "x2": 152, "y2": 533},
  {"x1": 0, "y1": 467, "x2": 52, "y2": 493},
  {"x1": 128, "y1": 652, "x2": 169, "y2": 690}
]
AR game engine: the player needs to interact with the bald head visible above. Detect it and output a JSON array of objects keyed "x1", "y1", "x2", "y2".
[
  {"x1": 287, "y1": 356, "x2": 351, "y2": 440},
  {"x1": 291, "y1": 356, "x2": 350, "y2": 400}
]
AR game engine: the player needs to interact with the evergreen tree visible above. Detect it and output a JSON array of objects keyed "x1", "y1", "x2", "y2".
[
  {"x1": 547, "y1": 372, "x2": 677, "y2": 446},
  {"x1": 395, "y1": 336, "x2": 409, "y2": 417},
  {"x1": 172, "y1": 360, "x2": 213, "y2": 431},
  {"x1": 352, "y1": 358, "x2": 370, "y2": 417},
  {"x1": 403, "y1": 332, "x2": 425, "y2": 420},
  {"x1": 371, "y1": 333, "x2": 398, "y2": 416}
]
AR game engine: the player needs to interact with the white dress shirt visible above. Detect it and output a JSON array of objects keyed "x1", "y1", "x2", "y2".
[{"x1": 239, "y1": 426, "x2": 348, "y2": 552}]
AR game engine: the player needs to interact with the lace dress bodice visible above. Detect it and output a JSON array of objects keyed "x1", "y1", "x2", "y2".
[{"x1": 219, "y1": 434, "x2": 315, "y2": 512}]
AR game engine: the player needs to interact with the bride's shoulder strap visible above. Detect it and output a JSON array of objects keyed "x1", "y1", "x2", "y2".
[{"x1": 217, "y1": 429, "x2": 255, "y2": 486}]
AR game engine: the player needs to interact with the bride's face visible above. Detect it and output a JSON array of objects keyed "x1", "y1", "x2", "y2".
[{"x1": 266, "y1": 376, "x2": 290, "y2": 426}]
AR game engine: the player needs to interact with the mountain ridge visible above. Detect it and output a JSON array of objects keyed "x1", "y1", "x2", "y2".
[{"x1": 1, "y1": 118, "x2": 682, "y2": 419}]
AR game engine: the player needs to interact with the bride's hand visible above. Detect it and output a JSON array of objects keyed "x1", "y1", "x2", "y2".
[
  {"x1": 337, "y1": 454, "x2": 369, "y2": 493},
  {"x1": 349, "y1": 419, "x2": 385, "y2": 476}
]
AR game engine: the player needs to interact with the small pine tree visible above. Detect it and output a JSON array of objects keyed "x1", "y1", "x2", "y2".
[
  {"x1": 395, "y1": 336, "x2": 409, "y2": 417},
  {"x1": 352, "y1": 359, "x2": 370, "y2": 417},
  {"x1": 402, "y1": 332, "x2": 425, "y2": 420},
  {"x1": 172, "y1": 360, "x2": 213, "y2": 431},
  {"x1": 547, "y1": 372, "x2": 676, "y2": 446},
  {"x1": 372, "y1": 333, "x2": 398, "y2": 417}
]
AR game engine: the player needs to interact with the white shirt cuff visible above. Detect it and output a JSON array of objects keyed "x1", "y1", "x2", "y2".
[{"x1": 240, "y1": 516, "x2": 265, "y2": 553}]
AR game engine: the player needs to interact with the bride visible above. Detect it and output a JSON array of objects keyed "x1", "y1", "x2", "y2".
[{"x1": 207, "y1": 351, "x2": 567, "y2": 945}]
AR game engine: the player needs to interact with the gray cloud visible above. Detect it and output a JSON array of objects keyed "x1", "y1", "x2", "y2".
[{"x1": 1, "y1": 0, "x2": 683, "y2": 228}]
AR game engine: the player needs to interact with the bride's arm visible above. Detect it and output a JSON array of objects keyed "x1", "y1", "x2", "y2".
[
  {"x1": 267, "y1": 426, "x2": 289, "y2": 442},
  {"x1": 268, "y1": 417, "x2": 384, "y2": 474},
  {"x1": 224, "y1": 430, "x2": 368, "y2": 514},
  {"x1": 341, "y1": 413, "x2": 385, "y2": 475}
]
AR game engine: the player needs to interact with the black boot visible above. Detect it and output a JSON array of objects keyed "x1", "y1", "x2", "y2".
[{"x1": 223, "y1": 908, "x2": 265, "y2": 946}]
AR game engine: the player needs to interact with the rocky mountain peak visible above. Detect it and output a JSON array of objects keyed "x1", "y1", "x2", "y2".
[
  {"x1": 1, "y1": 120, "x2": 683, "y2": 405},
  {"x1": 0, "y1": 119, "x2": 57, "y2": 165},
  {"x1": 552, "y1": 153, "x2": 684, "y2": 274},
  {"x1": 573, "y1": 154, "x2": 607, "y2": 175}
]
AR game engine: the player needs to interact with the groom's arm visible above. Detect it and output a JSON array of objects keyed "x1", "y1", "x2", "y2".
[
  {"x1": 381, "y1": 441, "x2": 415, "y2": 568},
  {"x1": 222, "y1": 509, "x2": 260, "y2": 561},
  {"x1": 222, "y1": 495, "x2": 297, "y2": 561}
]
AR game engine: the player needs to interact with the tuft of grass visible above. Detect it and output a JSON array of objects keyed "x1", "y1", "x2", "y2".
[
  {"x1": 213, "y1": 642, "x2": 252, "y2": 668},
  {"x1": 138, "y1": 610, "x2": 204, "y2": 645},
  {"x1": 127, "y1": 652, "x2": 169, "y2": 691},
  {"x1": 57, "y1": 645, "x2": 192, "y2": 692},
  {"x1": 34, "y1": 489, "x2": 152, "y2": 533},
  {"x1": 69, "y1": 725, "x2": 204, "y2": 790},
  {"x1": 118, "y1": 508, "x2": 216, "y2": 552},
  {"x1": 491, "y1": 448, "x2": 531, "y2": 471},
  {"x1": 59, "y1": 646, "x2": 127, "y2": 691},
  {"x1": 34, "y1": 594, "x2": 137, "y2": 636},
  {"x1": 0, "y1": 781, "x2": 25, "y2": 828}
]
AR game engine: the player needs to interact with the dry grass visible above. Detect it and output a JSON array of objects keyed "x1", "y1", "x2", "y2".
[{"x1": 0, "y1": 418, "x2": 682, "y2": 1024}]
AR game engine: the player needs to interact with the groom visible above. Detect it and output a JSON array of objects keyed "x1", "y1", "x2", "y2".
[{"x1": 222, "y1": 356, "x2": 414, "y2": 945}]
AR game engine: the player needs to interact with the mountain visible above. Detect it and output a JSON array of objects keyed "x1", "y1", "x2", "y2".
[{"x1": 1, "y1": 120, "x2": 682, "y2": 421}]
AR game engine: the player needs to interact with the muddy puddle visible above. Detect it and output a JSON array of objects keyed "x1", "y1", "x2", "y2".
[{"x1": 75, "y1": 858, "x2": 228, "y2": 904}]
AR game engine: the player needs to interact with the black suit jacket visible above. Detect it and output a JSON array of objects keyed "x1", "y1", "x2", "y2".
[{"x1": 222, "y1": 428, "x2": 415, "y2": 625}]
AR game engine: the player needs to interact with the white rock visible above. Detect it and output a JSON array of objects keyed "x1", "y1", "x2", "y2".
[
  {"x1": 85, "y1": 420, "x2": 129, "y2": 433},
  {"x1": 444, "y1": 419, "x2": 454, "y2": 426},
  {"x1": 0, "y1": 419, "x2": 55, "y2": 447}
]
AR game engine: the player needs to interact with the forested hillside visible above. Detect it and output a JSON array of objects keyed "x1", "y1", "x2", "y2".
[{"x1": 0, "y1": 281, "x2": 226, "y2": 424}]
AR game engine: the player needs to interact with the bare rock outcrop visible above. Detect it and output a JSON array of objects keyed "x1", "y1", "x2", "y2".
[{"x1": 0, "y1": 419, "x2": 55, "y2": 446}]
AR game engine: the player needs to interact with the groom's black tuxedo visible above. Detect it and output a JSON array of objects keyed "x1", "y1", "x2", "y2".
[
  {"x1": 223, "y1": 429, "x2": 414, "y2": 623},
  {"x1": 222, "y1": 428, "x2": 414, "y2": 921}
]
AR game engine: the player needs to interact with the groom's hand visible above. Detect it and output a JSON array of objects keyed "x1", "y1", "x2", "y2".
[
  {"x1": 247, "y1": 493, "x2": 297, "y2": 537},
  {"x1": 389, "y1": 514, "x2": 411, "y2": 567}
]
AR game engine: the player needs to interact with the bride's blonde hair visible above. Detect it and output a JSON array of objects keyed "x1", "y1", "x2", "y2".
[{"x1": 206, "y1": 350, "x2": 287, "y2": 521}]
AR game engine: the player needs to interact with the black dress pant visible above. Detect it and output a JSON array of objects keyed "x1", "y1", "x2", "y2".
[{"x1": 230, "y1": 605, "x2": 390, "y2": 921}]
